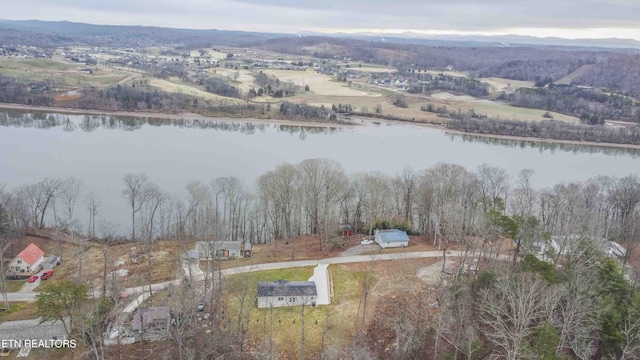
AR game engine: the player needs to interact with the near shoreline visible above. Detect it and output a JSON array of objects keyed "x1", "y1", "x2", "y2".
[{"x1": 2, "y1": 102, "x2": 640, "y2": 151}]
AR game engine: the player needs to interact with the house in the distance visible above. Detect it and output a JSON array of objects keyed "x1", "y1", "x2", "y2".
[
  {"x1": 374, "y1": 229, "x2": 410, "y2": 248},
  {"x1": 197, "y1": 241, "x2": 244, "y2": 260},
  {"x1": 132, "y1": 306, "x2": 170, "y2": 333},
  {"x1": 9, "y1": 243, "x2": 45, "y2": 274},
  {"x1": 339, "y1": 224, "x2": 353, "y2": 237},
  {"x1": 257, "y1": 280, "x2": 318, "y2": 308}
]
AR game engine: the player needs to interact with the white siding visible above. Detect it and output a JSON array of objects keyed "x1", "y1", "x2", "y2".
[
  {"x1": 8, "y1": 255, "x2": 44, "y2": 274},
  {"x1": 378, "y1": 240, "x2": 409, "y2": 248},
  {"x1": 257, "y1": 295, "x2": 317, "y2": 309}
]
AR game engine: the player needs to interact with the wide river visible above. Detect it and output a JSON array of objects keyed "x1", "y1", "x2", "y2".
[{"x1": 1, "y1": 110, "x2": 639, "y2": 234}]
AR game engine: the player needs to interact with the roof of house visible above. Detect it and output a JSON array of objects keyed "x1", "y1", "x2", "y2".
[
  {"x1": 339, "y1": 224, "x2": 353, "y2": 231},
  {"x1": 196, "y1": 241, "x2": 242, "y2": 254},
  {"x1": 376, "y1": 229, "x2": 409, "y2": 243},
  {"x1": 257, "y1": 280, "x2": 317, "y2": 297},
  {"x1": 0, "y1": 318, "x2": 69, "y2": 343},
  {"x1": 16, "y1": 243, "x2": 45, "y2": 266},
  {"x1": 132, "y1": 306, "x2": 170, "y2": 331}
]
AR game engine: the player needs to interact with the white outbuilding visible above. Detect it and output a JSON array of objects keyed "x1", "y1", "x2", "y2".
[{"x1": 375, "y1": 229, "x2": 410, "y2": 248}]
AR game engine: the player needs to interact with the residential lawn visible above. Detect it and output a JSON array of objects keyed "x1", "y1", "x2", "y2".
[
  {"x1": 4, "y1": 280, "x2": 25, "y2": 293},
  {"x1": 0, "y1": 302, "x2": 38, "y2": 322},
  {"x1": 222, "y1": 265, "x2": 376, "y2": 358}
]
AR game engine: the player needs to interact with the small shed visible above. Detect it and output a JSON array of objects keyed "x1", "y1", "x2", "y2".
[
  {"x1": 339, "y1": 224, "x2": 353, "y2": 237},
  {"x1": 132, "y1": 306, "x2": 170, "y2": 332},
  {"x1": 257, "y1": 280, "x2": 317, "y2": 308},
  {"x1": 374, "y1": 229, "x2": 410, "y2": 248},
  {"x1": 243, "y1": 241, "x2": 252, "y2": 258},
  {"x1": 42, "y1": 256, "x2": 61, "y2": 270}
]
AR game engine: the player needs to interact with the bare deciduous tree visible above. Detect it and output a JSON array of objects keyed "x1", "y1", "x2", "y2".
[{"x1": 122, "y1": 173, "x2": 148, "y2": 241}]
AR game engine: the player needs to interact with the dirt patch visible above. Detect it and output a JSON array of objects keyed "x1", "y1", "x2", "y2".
[
  {"x1": 4, "y1": 230, "x2": 189, "y2": 290},
  {"x1": 417, "y1": 260, "x2": 456, "y2": 285}
]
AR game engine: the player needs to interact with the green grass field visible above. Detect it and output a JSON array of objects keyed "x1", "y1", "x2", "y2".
[{"x1": 223, "y1": 266, "x2": 371, "y2": 358}]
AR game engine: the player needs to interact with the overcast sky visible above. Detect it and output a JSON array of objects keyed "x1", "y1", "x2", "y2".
[{"x1": 4, "y1": 0, "x2": 640, "y2": 40}]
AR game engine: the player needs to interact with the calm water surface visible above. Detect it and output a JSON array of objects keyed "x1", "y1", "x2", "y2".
[{"x1": 1, "y1": 111, "x2": 639, "y2": 233}]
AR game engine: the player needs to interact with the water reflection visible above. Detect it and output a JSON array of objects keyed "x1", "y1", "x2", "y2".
[
  {"x1": 449, "y1": 132, "x2": 640, "y2": 158},
  {"x1": 0, "y1": 111, "x2": 339, "y2": 137}
]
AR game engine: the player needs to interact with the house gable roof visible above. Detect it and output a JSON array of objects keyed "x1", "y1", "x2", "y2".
[
  {"x1": 132, "y1": 306, "x2": 170, "y2": 331},
  {"x1": 377, "y1": 229, "x2": 409, "y2": 243},
  {"x1": 257, "y1": 280, "x2": 317, "y2": 297},
  {"x1": 17, "y1": 243, "x2": 45, "y2": 266}
]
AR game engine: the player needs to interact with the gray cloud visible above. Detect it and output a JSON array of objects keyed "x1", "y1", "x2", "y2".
[{"x1": 4, "y1": 0, "x2": 640, "y2": 38}]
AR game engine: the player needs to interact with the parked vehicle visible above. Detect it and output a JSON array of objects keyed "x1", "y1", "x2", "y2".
[
  {"x1": 197, "y1": 299, "x2": 206, "y2": 312},
  {"x1": 41, "y1": 270, "x2": 53, "y2": 280},
  {"x1": 27, "y1": 275, "x2": 38, "y2": 283}
]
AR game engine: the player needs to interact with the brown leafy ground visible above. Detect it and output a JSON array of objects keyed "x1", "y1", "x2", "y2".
[
  {"x1": 4, "y1": 230, "x2": 190, "y2": 290},
  {"x1": 215, "y1": 233, "x2": 453, "y2": 270}
]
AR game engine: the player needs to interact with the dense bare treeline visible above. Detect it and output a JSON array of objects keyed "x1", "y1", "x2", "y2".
[
  {"x1": 1, "y1": 160, "x2": 638, "y2": 262},
  {"x1": 2, "y1": 160, "x2": 640, "y2": 358},
  {"x1": 447, "y1": 116, "x2": 640, "y2": 145},
  {"x1": 500, "y1": 85, "x2": 640, "y2": 123},
  {"x1": 574, "y1": 54, "x2": 640, "y2": 97}
]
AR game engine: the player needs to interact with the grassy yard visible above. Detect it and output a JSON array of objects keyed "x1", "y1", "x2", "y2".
[
  {"x1": 4, "y1": 280, "x2": 26, "y2": 293},
  {"x1": 0, "y1": 302, "x2": 38, "y2": 322},
  {"x1": 222, "y1": 265, "x2": 375, "y2": 358}
]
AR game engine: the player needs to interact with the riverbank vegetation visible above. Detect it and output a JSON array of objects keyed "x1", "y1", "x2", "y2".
[{"x1": 2, "y1": 159, "x2": 640, "y2": 358}]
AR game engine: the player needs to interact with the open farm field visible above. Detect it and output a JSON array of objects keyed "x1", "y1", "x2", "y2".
[
  {"x1": 0, "y1": 57, "x2": 129, "y2": 88},
  {"x1": 428, "y1": 92, "x2": 579, "y2": 123},
  {"x1": 214, "y1": 68, "x2": 256, "y2": 93},
  {"x1": 149, "y1": 78, "x2": 245, "y2": 104},
  {"x1": 481, "y1": 77, "x2": 536, "y2": 93},
  {"x1": 263, "y1": 69, "x2": 381, "y2": 97}
]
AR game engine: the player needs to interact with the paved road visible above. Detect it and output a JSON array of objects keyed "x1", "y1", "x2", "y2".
[{"x1": 5, "y1": 250, "x2": 465, "y2": 303}]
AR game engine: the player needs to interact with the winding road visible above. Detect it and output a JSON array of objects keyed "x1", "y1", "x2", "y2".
[{"x1": 4, "y1": 250, "x2": 467, "y2": 305}]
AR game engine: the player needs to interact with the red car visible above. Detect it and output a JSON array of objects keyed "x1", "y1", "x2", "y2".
[
  {"x1": 41, "y1": 270, "x2": 53, "y2": 280},
  {"x1": 27, "y1": 275, "x2": 39, "y2": 283}
]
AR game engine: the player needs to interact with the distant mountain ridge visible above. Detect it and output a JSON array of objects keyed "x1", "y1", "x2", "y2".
[
  {"x1": 1, "y1": 19, "x2": 639, "y2": 50},
  {"x1": 0, "y1": 19, "x2": 290, "y2": 47},
  {"x1": 297, "y1": 31, "x2": 640, "y2": 50}
]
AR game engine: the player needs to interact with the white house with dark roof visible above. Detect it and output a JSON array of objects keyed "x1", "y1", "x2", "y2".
[
  {"x1": 374, "y1": 229, "x2": 409, "y2": 248},
  {"x1": 257, "y1": 280, "x2": 318, "y2": 308}
]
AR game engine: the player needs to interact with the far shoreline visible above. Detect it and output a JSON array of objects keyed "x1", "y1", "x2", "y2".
[
  {"x1": 0, "y1": 102, "x2": 352, "y2": 129},
  {"x1": 2, "y1": 102, "x2": 640, "y2": 151}
]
